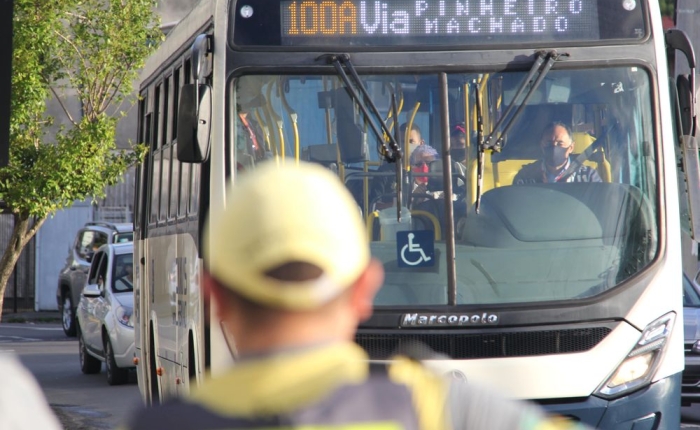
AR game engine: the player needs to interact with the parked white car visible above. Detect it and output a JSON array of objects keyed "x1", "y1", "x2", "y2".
[{"x1": 76, "y1": 242, "x2": 135, "y2": 385}]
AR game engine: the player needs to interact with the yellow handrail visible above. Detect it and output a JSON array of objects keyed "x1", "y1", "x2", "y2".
[
  {"x1": 279, "y1": 79, "x2": 300, "y2": 165},
  {"x1": 263, "y1": 85, "x2": 281, "y2": 165},
  {"x1": 410, "y1": 210, "x2": 442, "y2": 241},
  {"x1": 405, "y1": 102, "x2": 421, "y2": 171},
  {"x1": 366, "y1": 210, "x2": 379, "y2": 242},
  {"x1": 362, "y1": 160, "x2": 381, "y2": 220},
  {"x1": 462, "y1": 82, "x2": 470, "y2": 165},
  {"x1": 254, "y1": 109, "x2": 271, "y2": 153}
]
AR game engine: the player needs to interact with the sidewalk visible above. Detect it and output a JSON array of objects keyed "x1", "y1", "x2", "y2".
[{"x1": 1, "y1": 309, "x2": 61, "y2": 323}]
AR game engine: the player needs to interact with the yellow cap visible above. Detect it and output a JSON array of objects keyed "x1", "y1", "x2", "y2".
[{"x1": 204, "y1": 161, "x2": 370, "y2": 310}]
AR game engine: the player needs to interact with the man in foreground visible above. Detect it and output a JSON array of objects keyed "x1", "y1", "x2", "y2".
[{"x1": 123, "y1": 161, "x2": 588, "y2": 430}]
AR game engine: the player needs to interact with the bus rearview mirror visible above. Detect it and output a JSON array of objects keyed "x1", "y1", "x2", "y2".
[
  {"x1": 177, "y1": 83, "x2": 211, "y2": 163},
  {"x1": 681, "y1": 135, "x2": 700, "y2": 241},
  {"x1": 190, "y1": 34, "x2": 210, "y2": 82}
]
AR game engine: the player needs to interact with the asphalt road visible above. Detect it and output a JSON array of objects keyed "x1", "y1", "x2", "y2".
[
  {"x1": 3, "y1": 321, "x2": 700, "y2": 429},
  {"x1": 0, "y1": 323, "x2": 141, "y2": 430}
]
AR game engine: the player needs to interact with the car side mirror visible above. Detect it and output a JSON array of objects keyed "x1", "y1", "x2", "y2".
[
  {"x1": 85, "y1": 251, "x2": 94, "y2": 263},
  {"x1": 82, "y1": 284, "x2": 101, "y2": 298}
]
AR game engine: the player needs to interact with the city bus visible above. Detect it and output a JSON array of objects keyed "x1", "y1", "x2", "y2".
[{"x1": 133, "y1": 0, "x2": 700, "y2": 427}]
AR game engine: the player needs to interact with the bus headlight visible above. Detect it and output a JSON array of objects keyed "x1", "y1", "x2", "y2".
[{"x1": 595, "y1": 312, "x2": 675, "y2": 399}]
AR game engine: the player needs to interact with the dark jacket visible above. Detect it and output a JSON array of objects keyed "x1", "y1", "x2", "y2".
[{"x1": 122, "y1": 342, "x2": 586, "y2": 430}]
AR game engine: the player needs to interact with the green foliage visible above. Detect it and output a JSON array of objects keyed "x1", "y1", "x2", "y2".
[
  {"x1": 660, "y1": 0, "x2": 674, "y2": 17},
  {"x1": 5, "y1": 0, "x2": 163, "y2": 220}
]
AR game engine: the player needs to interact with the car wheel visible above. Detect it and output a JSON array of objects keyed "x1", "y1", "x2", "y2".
[
  {"x1": 61, "y1": 293, "x2": 77, "y2": 337},
  {"x1": 105, "y1": 337, "x2": 129, "y2": 386},
  {"x1": 79, "y1": 332, "x2": 101, "y2": 374}
]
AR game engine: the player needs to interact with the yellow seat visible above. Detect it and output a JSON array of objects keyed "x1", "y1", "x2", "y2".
[
  {"x1": 466, "y1": 151, "x2": 536, "y2": 205},
  {"x1": 571, "y1": 132, "x2": 611, "y2": 183}
]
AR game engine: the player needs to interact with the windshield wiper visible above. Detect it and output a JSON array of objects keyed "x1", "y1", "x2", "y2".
[
  {"x1": 318, "y1": 53, "x2": 402, "y2": 163},
  {"x1": 475, "y1": 50, "x2": 564, "y2": 213},
  {"x1": 319, "y1": 53, "x2": 406, "y2": 218}
]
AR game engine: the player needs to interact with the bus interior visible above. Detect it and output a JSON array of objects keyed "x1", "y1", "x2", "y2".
[{"x1": 234, "y1": 66, "x2": 658, "y2": 307}]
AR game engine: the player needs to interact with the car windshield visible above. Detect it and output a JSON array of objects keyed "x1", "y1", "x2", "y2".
[
  {"x1": 234, "y1": 66, "x2": 657, "y2": 306},
  {"x1": 684, "y1": 274, "x2": 700, "y2": 307},
  {"x1": 114, "y1": 232, "x2": 133, "y2": 243},
  {"x1": 112, "y1": 253, "x2": 134, "y2": 293}
]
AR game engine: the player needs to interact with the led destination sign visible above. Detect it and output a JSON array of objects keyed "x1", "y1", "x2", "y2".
[
  {"x1": 231, "y1": 0, "x2": 646, "y2": 47},
  {"x1": 282, "y1": 0, "x2": 598, "y2": 41}
]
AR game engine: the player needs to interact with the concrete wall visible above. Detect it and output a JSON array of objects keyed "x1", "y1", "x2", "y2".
[{"x1": 34, "y1": 203, "x2": 94, "y2": 311}]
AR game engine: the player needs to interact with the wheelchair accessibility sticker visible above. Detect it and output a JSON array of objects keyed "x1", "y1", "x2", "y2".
[{"x1": 397, "y1": 230, "x2": 434, "y2": 268}]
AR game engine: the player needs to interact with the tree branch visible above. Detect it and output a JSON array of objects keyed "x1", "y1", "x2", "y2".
[
  {"x1": 48, "y1": 86, "x2": 78, "y2": 126},
  {"x1": 53, "y1": 29, "x2": 89, "y2": 77},
  {"x1": 22, "y1": 216, "x2": 46, "y2": 249},
  {"x1": 92, "y1": 68, "x2": 116, "y2": 116},
  {"x1": 100, "y1": 67, "x2": 128, "y2": 113}
]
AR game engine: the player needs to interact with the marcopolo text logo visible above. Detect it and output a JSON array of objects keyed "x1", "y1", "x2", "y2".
[{"x1": 401, "y1": 312, "x2": 499, "y2": 327}]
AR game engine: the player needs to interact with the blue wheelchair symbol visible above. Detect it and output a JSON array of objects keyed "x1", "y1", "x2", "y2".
[{"x1": 397, "y1": 230, "x2": 434, "y2": 268}]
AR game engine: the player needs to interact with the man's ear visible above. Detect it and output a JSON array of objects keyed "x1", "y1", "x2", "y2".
[
  {"x1": 351, "y1": 258, "x2": 385, "y2": 322},
  {"x1": 203, "y1": 271, "x2": 228, "y2": 320}
]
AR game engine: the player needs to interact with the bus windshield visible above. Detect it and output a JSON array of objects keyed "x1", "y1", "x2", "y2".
[{"x1": 234, "y1": 66, "x2": 658, "y2": 306}]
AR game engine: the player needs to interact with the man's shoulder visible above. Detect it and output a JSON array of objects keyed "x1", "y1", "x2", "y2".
[
  {"x1": 573, "y1": 164, "x2": 603, "y2": 182},
  {"x1": 123, "y1": 398, "x2": 251, "y2": 430}
]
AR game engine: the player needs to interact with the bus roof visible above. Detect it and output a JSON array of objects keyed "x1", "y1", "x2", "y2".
[{"x1": 141, "y1": 0, "x2": 218, "y2": 85}]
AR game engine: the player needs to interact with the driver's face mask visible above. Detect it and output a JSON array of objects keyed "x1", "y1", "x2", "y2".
[{"x1": 543, "y1": 145, "x2": 569, "y2": 168}]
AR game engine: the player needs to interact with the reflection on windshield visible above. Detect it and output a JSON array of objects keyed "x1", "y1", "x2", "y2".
[
  {"x1": 235, "y1": 67, "x2": 657, "y2": 307},
  {"x1": 112, "y1": 254, "x2": 134, "y2": 293},
  {"x1": 684, "y1": 275, "x2": 700, "y2": 307}
]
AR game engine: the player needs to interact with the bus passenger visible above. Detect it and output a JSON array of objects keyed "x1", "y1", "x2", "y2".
[
  {"x1": 450, "y1": 122, "x2": 467, "y2": 153},
  {"x1": 409, "y1": 143, "x2": 439, "y2": 205},
  {"x1": 236, "y1": 77, "x2": 268, "y2": 168},
  {"x1": 122, "y1": 162, "x2": 590, "y2": 430},
  {"x1": 513, "y1": 121, "x2": 602, "y2": 185},
  {"x1": 370, "y1": 122, "x2": 427, "y2": 209}
]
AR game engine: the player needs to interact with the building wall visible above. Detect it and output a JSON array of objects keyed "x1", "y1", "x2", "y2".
[{"x1": 34, "y1": 203, "x2": 94, "y2": 311}]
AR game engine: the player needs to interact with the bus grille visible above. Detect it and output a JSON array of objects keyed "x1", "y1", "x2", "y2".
[{"x1": 356, "y1": 327, "x2": 612, "y2": 359}]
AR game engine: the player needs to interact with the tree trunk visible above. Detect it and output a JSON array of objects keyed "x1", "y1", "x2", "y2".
[{"x1": 0, "y1": 213, "x2": 46, "y2": 321}]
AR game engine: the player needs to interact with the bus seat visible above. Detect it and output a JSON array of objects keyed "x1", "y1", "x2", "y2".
[
  {"x1": 571, "y1": 132, "x2": 612, "y2": 182},
  {"x1": 303, "y1": 143, "x2": 339, "y2": 166},
  {"x1": 366, "y1": 208, "x2": 442, "y2": 242},
  {"x1": 467, "y1": 152, "x2": 535, "y2": 205},
  {"x1": 489, "y1": 157, "x2": 534, "y2": 188}
]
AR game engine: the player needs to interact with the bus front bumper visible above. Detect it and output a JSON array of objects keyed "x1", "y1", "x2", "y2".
[{"x1": 538, "y1": 373, "x2": 680, "y2": 429}]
